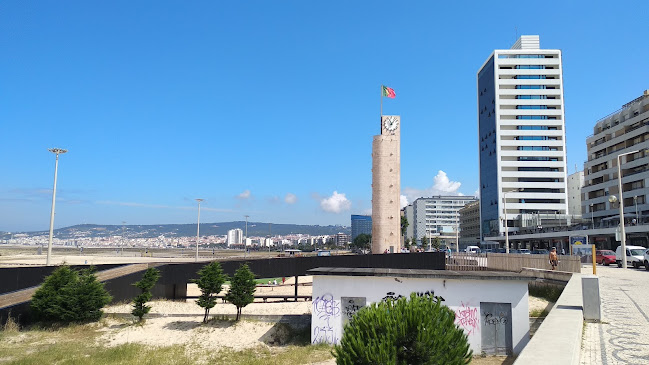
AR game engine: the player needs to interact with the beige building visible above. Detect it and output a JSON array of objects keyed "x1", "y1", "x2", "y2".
[
  {"x1": 459, "y1": 200, "x2": 481, "y2": 246},
  {"x1": 583, "y1": 90, "x2": 649, "y2": 226},
  {"x1": 372, "y1": 115, "x2": 401, "y2": 253}
]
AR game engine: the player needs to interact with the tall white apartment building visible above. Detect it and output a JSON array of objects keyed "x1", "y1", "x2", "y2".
[
  {"x1": 478, "y1": 35, "x2": 568, "y2": 239},
  {"x1": 226, "y1": 228, "x2": 243, "y2": 246}
]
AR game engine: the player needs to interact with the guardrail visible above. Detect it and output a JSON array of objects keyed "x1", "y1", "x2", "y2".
[{"x1": 487, "y1": 253, "x2": 581, "y2": 273}]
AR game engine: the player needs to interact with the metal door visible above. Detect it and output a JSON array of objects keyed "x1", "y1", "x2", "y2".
[{"x1": 480, "y1": 302, "x2": 513, "y2": 355}]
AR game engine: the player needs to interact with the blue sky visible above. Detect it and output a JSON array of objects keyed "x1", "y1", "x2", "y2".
[{"x1": 1, "y1": 1, "x2": 648, "y2": 232}]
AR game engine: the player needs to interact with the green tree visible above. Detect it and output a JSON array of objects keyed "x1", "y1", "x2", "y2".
[
  {"x1": 411, "y1": 236, "x2": 417, "y2": 247},
  {"x1": 404, "y1": 237, "x2": 411, "y2": 249},
  {"x1": 421, "y1": 236, "x2": 429, "y2": 249},
  {"x1": 432, "y1": 237, "x2": 441, "y2": 251},
  {"x1": 225, "y1": 263, "x2": 256, "y2": 320},
  {"x1": 333, "y1": 292, "x2": 472, "y2": 365},
  {"x1": 31, "y1": 266, "x2": 112, "y2": 323},
  {"x1": 400, "y1": 215, "x2": 409, "y2": 236},
  {"x1": 194, "y1": 262, "x2": 227, "y2": 323},
  {"x1": 352, "y1": 233, "x2": 371, "y2": 251},
  {"x1": 131, "y1": 267, "x2": 160, "y2": 321}
]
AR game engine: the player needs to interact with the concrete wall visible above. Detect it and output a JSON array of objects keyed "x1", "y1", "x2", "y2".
[
  {"x1": 311, "y1": 274, "x2": 530, "y2": 355},
  {"x1": 487, "y1": 253, "x2": 581, "y2": 273}
]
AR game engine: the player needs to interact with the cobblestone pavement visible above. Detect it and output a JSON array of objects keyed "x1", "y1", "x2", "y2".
[{"x1": 580, "y1": 264, "x2": 649, "y2": 364}]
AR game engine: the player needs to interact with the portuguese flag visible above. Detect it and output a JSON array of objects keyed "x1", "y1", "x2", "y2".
[{"x1": 382, "y1": 85, "x2": 396, "y2": 98}]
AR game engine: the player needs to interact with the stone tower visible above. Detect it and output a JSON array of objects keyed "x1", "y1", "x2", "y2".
[{"x1": 371, "y1": 115, "x2": 401, "y2": 254}]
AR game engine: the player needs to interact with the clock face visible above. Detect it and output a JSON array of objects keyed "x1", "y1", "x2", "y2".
[{"x1": 383, "y1": 116, "x2": 399, "y2": 132}]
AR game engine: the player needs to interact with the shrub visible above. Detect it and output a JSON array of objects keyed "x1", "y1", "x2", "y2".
[
  {"x1": 333, "y1": 292, "x2": 472, "y2": 365},
  {"x1": 131, "y1": 267, "x2": 160, "y2": 321},
  {"x1": 31, "y1": 266, "x2": 112, "y2": 323},
  {"x1": 194, "y1": 262, "x2": 227, "y2": 323},
  {"x1": 225, "y1": 263, "x2": 256, "y2": 320}
]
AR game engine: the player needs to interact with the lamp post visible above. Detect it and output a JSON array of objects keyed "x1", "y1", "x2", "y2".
[
  {"x1": 634, "y1": 196, "x2": 639, "y2": 224},
  {"x1": 590, "y1": 204, "x2": 595, "y2": 229},
  {"x1": 244, "y1": 215, "x2": 249, "y2": 252},
  {"x1": 47, "y1": 148, "x2": 67, "y2": 266},
  {"x1": 502, "y1": 189, "x2": 519, "y2": 254},
  {"x1": 195, "y1": 199, "x2": 203, "y2": 262},
  {"x1": 615, "y1": 149, "x2": 647, "y2": 269}
]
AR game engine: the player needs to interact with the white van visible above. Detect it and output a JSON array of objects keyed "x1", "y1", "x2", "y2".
[
  {"x1": 615, "y1": 245, "x2": 647, "y2": 268},
  {"x1": 466, "y1": 245, "x2": 480, "y2": 254}
]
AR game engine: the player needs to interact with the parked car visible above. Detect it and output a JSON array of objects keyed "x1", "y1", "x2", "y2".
[
  {"x1": 595, "y1": 250, "x2": 616, "y2": 266},
  {"x1": 532, "y1": 249, "x2": 549, "y2": 255},
  {"x1": 465, "y1": 245, "x2": 480, "y2": 254},
  {"x1": 519, "y1": 249, "x2": 531, "y2": 255},
  {"x1": 615, "y1": 245, "x2": 647, "y2": 268},
  {"x1": 644, "y1": 249, "x2": 649, "y2": 271}
]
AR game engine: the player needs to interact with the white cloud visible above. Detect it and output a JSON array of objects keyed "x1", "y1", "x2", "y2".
[
  {"x1": 400, "y1": 195, "x2": 408, "y2": 209},
  {"x1": 361, "y1": 208, "x2": 372, "y2": 215},
  {"x1": 320, "y1": 191, "x2": 352, "y2": 213},
  {"x1": 285, "y1": 193, "x2": 298, "y2": 204},
  {"x1": 236, "y1": 190, "x2": 252, "y2": 200},
  {"x1": 402, "y1": 170, "x2": 464, "y2": 203}
]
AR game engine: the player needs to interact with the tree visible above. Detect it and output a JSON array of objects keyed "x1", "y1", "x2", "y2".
[
  {"x1": 404, "y1": 237, "x2": 411, "y2": 249},
  {"x1": 400, "y1": 216, "x2": 409, "y2": 236},
  {"x1": 225, "y1": 263, "x2": 256, "y2": 320},
  {"x1": 432, "y1": 237, "x2": 441, "y2": 251},
  {"x1": 411, "y1": 236, "x2": 417, "y2": 247},
  {"x1": 131, "y1": 267, "x2": 160, "y2": 321},
  {"x1": 194, "y1": 262, "x2": 227, "y2": 323},
  {"x1": 421, "y1": 236, "x2": 429, "y2": 249},
  {"x1": 352, "y1": 233, "x2": 371, "y2": 251},
  {"x1": 333, "y1": 292, "x2": 472, "y2": 365},
  {"x1": 31, "y1": 266, "x2": 112, "y2": 323}
]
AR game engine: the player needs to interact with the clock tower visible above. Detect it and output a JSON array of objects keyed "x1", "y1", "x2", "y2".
[{"x1": 371, "y1": 115, "x2": 401, "y2": 254}]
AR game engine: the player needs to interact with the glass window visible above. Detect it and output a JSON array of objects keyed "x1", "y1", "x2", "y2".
[
  {"x1": 516, "y1": 105, "x2": 548, "y2": 109},
  {"x1": 516, "y1": 65, "x2": 545, "y2": 69},
  {"x1": 515, "y1": 75, "x2": 546, "y2": 79},
  {"x1": 516, "y1": 85, "x2": 546, "y2": 89}
]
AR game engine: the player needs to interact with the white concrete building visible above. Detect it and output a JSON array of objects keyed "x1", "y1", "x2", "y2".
[
  {"x1": 226, "y1": 228, "x2": 243, "y2": 246},
  {"x1": 403, "y1": 196, "x2": 478, "y2": 247},
  {"x1": 583, "y1": 90, "x2": 649, "y2": 226},
  {"x1": 567, "y1": 171, "x2": 584, "y2": 217},
  {"x1": 310, "y1": 268, "x2": 531, "y2": 355},
  {"x1": 478, "y1": 35, "x2": 569, "y2": 239}
]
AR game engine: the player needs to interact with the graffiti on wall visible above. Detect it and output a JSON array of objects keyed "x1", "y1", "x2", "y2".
[
  {"x1": 341, "y1": 297, "x2": 366, "y2": 325},
  {"x1": 312, "y1": 293, "x2": 341, "y2": 344},
  {"x1": 382, "y1": 290, "x2": 445, "y2": 303},
  {"x1": 455, "y1": 301, "x2": 479, "y2": 336}
]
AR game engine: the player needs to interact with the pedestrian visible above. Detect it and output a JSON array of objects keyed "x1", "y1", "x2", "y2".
[
  {"x1": 273, "y1": 279, "x2": 278, "y2": 286},
  {"x1": 549, "y1": 247, "x2": 558, "y2": 270},
  {"x1": 561, "y1": 247, "x2": 566, "y2": 255}
]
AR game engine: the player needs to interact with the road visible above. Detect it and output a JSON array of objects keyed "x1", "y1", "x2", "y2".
[{"x1": 581, "y1": 264, "x2": 649, "y2": 364}]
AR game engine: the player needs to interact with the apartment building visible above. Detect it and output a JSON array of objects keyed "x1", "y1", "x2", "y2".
[
  {"x1": 478, "y1": 35, "x2": 568, "y2": 239},
  {"x1": 403, "y1": 196, "x2": 478, "y2": 246},
  {"x1": 459, "y1": 200, "x2": 481, "y2": 246},
  {"x1": 226, "y1": 228, "x2": 243, "y2": 246},
  {"x1": 583, "y1": 90, "x2": 649, "y2": 225}
]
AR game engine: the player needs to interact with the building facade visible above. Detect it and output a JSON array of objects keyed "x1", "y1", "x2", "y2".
[
  {"x1": 567, "y1": 171, "x2": 584, "y2": 218},
  {"x1": 226, "y1": 228, "x2": 243, "y2": 246},
  {"x1": 351, "y1": 215, "x2": 372, "y2": 240},
  {"x1": 371, "y1": 115, "x2": 401, "y2": 253},
  {"x1": 403, "y1": 196, "x2": 478, "y2": 247},
  {"x1": 583, "y1": 90, "x2": 649, "y2": 226},
  {"x1": 478, "y1": 35, "x2": 569, "y2": 239},
  {"x1": 459, "y1": 200, "x2": 481, "y2": 246}
]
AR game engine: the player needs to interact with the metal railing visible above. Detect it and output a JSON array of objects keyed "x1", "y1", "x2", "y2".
[{"x1": 446, "y1": 252, "x2": 581, "y2": 273}]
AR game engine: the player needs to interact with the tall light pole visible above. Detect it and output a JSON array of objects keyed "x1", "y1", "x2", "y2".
[
  {"x1": 195, "y1": 199, "x2": 203, "y2": 262},
  {"x1": 634, "y1": 196, "x2": 639, "y2": 223},
  {"x1": 590, "y1": 204, "x2": 595, "y2": 229},
  {"x1": 615, "y1": 149, "x2": 647, "y2": 269},
  {"x1": 47, "y1": 148, "x2": 67, "y2": 266},
  {"x1": 244, "y1": 215, "x2": 249, "y2": 252},
  {"x1": 502, "y1": 189, "x2": 520, "y2": 254}
]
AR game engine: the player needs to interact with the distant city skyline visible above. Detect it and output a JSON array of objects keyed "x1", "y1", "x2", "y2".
[{"x1": 1, "y1": 1, "x2": 647, "y2": 232}]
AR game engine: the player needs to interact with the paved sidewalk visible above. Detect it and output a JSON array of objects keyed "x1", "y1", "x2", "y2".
[{"x1": 580, "y1": 265, "x2": 649, "y2": 364}]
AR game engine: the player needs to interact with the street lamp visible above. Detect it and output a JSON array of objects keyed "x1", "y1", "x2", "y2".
[
  {"x1": 47, "y1": 148, "x2": 67, "y2": 266},
  {"x1": 502, "y1": 189, "x2": 520, "y2": 254},
  {"x1": 615, "y1": 149, "x2": 647, "y2": 269},
  {"x1": 195, "y1": 199, "x2": 203, "y2": 262},
  {"x1": 589, "y1": 204, "x2": 595, "y2": 229},
  {"x1": 634, "y1": 196, "x2": 639, "y2": 224}
]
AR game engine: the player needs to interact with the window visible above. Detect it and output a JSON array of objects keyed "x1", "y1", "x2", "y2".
[
  {"x1": 518, "y1": 156, "x2": 559, "y2": 161},
  {"x1": 517, "y1": 126, "x2": 558, "y2": 130},
  {"x1": 516, "y1": 116, "x2": 548, "y2": 120},
  {"x1": 516, "y1": 105, "x2": 548, "y2": 109},
  {"x1": 517, "y1": 146, "x2": 554, "y2": 151},
  {"x1": 516, "y1": 95, "x2": 547, "y2": 99},
  {"x1": 516, "y1": 85, "x2": 546, "y2": 89},
  {"x1": 515, "y1": 75, "x2": 546, "y2": 79},
  {"x1": 515, "y1": 65, "x2": 545, "y2": 69}
]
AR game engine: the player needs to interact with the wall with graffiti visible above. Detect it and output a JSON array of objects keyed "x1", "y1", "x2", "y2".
[{"x1": 311, "y1": 274, "x2": 530, "y2": 355}]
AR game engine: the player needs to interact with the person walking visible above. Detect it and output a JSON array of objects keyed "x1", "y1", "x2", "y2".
[{"x1": 549, "y1": 247, "x2": 559, "y2": 270}]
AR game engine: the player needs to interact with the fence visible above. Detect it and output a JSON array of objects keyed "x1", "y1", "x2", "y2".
[
  {"x1": 446, "y1": 253, "x2": 488, "y2": 271},
  {"x1": 486, "y1": 253, "x2": 581, "y2": 273}
]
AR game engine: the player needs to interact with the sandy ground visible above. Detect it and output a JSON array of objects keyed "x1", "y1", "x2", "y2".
[
  {"x1": 100, "y1": 279, "x2": 313, "y2": 352},
  {"x1": 0, "y1": 254, "x2": 230, "y2": 266},
  {"x1": 528, "y1": 295, "x2": 554, "y2": 314}
]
